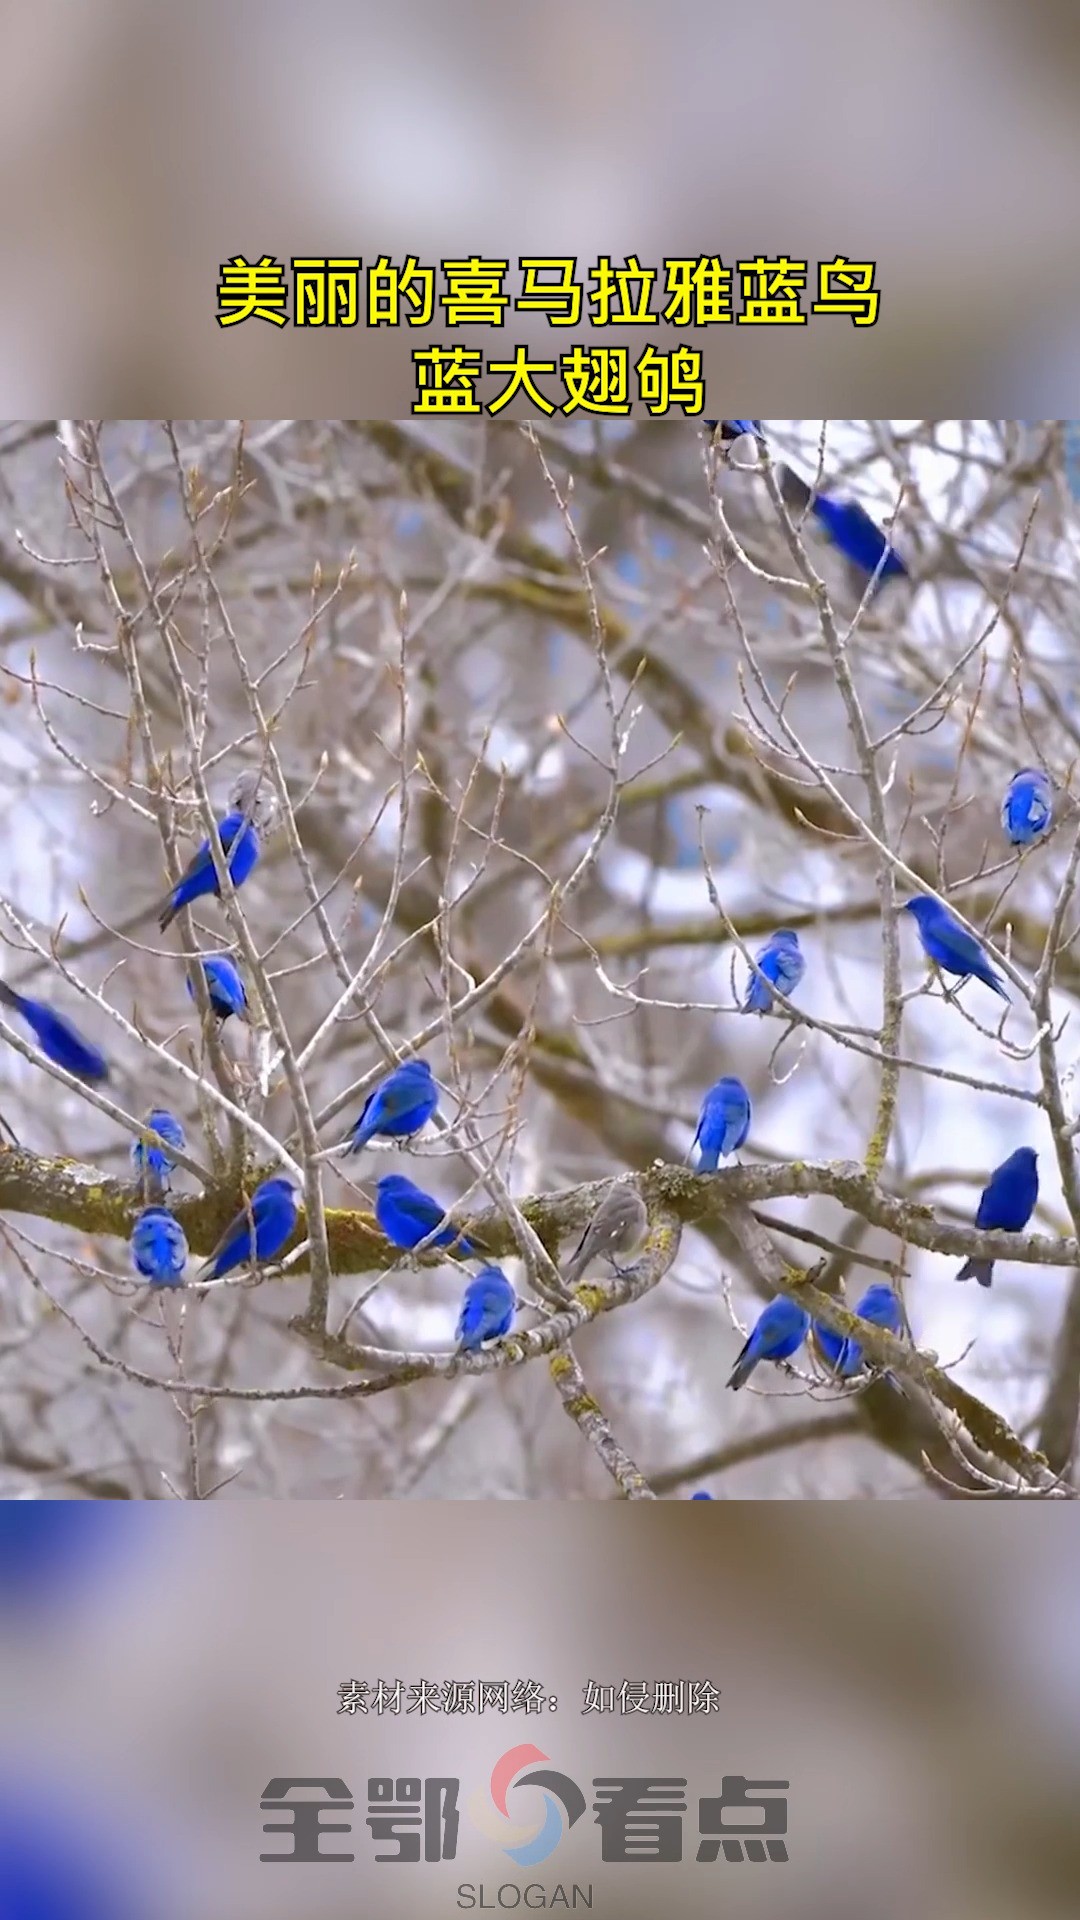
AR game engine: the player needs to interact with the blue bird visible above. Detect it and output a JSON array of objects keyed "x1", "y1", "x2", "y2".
[
  {"x1": 130, "y1": 1107, "x2": 185, "y2": 1194},
  {"x1": 692, "y1": 1076, "x2": 752, "y2": 1167},
  {"x1": 1002, "y1": 767, "x2": 1053, "y2": 847},
  {"x1": 130, "y1": 1205, "x2": 188, "y2": 1286},
  {"x1": 813, "y1": 1318, "x2": 848, "y2": 1372},
  {"x1": 157, "y1": 771, "x2": 263, "y2": 932},
  {"x1": 727, "y1": 1295, "x2": 810, "y2": 1389},
  {"x1": 375, "y1": 1173, "x2": 476, "y2": 1257},
  {"x1": 838, "y1": 1283, "x2": 904, "y2": 1375},
  {"x1": 704, "y1": 418, "x2": 761, "y2": 447},
  {"x1": 455, "y1": 1265, "x2": 516, "y2": 1351},
  {"x1": 810, "y1": 493, "x2": 907, "y2": 586},
  {"x1": 741, "y1": 928, "x2": 805, "y2": 1013},
  {"x1": 957, "y1": 1147, "x2": 1039, "y2": 1288},
  {"x1": 703, "y1": 420, "x2": 760, "y2": 456},
  {"x1": 187, "y1": 953, "x2": 248, "y2": 1022},
  {"x1": 343, "y1": 1058, "x2": 439, "y2": 1154},
  {"x1": 196, "y1": 1174, "x2": 299, "y2": 1281},
  {"x1": 779, "y1": 464, "x2": 906, "y2": 587},
  {"x1": 903, "y1": 896, "x2": 1009, "y2": 1001},
  {"x1": 0, "y1": 980, "x2": 109, "y2": 1083},
  {"x1": 690, "y1": 1491, "x2": 714, "y2": 1499}
]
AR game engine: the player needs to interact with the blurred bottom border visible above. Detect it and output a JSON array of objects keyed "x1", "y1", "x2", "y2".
[{"x1": 0, "y1": 1501, "x2": 1077, "y2": 1919}]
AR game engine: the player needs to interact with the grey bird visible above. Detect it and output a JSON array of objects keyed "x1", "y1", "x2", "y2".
[
  {"x1": 563, "y1": 1181, "x2": 649, "y2": 1288},
  {"x1": 230, "y1": 767, "x2": 276, "y2": 833}
]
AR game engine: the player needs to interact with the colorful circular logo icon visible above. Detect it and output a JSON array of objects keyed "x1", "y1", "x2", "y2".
[{"x1": 468, "y1": 1746, "x2": 586, "y2": 1866}]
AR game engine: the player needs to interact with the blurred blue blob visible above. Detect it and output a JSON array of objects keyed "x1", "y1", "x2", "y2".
[
  {"x1": 778, "y1": 463, "x2": 906, "y2": 588},
  {"x1": 612, "y1": 533, "x2": 675, "y2": 592},
  {"x1": 690, "y1": 1490, "x2": 714, "y2": 1500},
  {"x1": 394, "y1": 505, "x2": 426, "y2": 540},
  {"x1": 810, "y1": 493, "x2": 907, "y2": 586},
  {"x1": 0, "y1": 1774, "x2": 159, "y2": 1920},
  {"x1": 0, "y1": 1503, "x2": 135, "y2": 1616},
  {"x1": 612, "y1": 548, "x2": 644, "y2": 588},
  {"x1": 547, "y1": 629, "x2": 573, "y2": 676}
]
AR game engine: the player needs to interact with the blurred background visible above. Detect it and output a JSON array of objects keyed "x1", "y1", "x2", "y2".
[
  {"x1": 0, "y1": 1501, "x2": 1078, "y2": 1919},
  {"x1": 0, "y1": 418, "x2": 1077, "y2": 1499},
  {"x1": 0, "y1": 1, "x2": 1079, "y2": 411}
]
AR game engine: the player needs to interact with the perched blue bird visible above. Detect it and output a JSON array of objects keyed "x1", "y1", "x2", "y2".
[
  {"x1": 957, "y1": 1147, "x2": 1039, "y2": 1288},
  {"x1": 375, "y1": 1173, "x2": 475, "y2": 1257},
  {"x1": 187, "y1": 953, "x2": 248, "y2": 1022},
  {"x1": 343, "y1": 1057, "x2": 439, "y2": 1154},
  {"x1": 196, "y1": 1174, "x2": 299, "y2": 1281},
  {"x1": 455, "y1": 1265, "x2": 516, "y2": 1351},
  {"x1": 727, "y1": 1295, "x2": 810, "y2": 1390},
  {"x1": 903, "y1": 896, "x2": 1009, "y2": 1001},
  {"x1": 1002, "y1": 767, "x2": 1053, "y2": 847},
  {"x1": 0, "y1": 980, "x2": 109, "y2": 1083},
  {"x1": 690, "y1": 1491, "x2": 714, "y2": 1499},
  {"x1": 692, "y1": 1076, "x2": 752, "y2": 1167},
  {"x1": 741, "y1": 928, "x2": 805, "y2": 1013},
  {"x1": 157, "y1": 771, "x2": 263, "y2": 932},
  {"x1": 130, "y1": 1107, "x2": 185, "y2": 1194},
  {"x1": 813, "y1": 1318, "x2": 848, "y2": 1373},
  {"x1": 130, "y1": 1205, "x2": 188, "y2": 1286},
  {"x1": 838, "y1": 1283, "x2": 904, "y2": 1375}
]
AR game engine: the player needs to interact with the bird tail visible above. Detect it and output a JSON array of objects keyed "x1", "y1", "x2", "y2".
[
  {"x1": 156, "y1": 892, "x2": 179, "y2": 933},
  {"x1": 956, "y1": 1257, "x2": 994, "y2": 1288},
  {"x1": 339, "y1": 1125, "x2": 368, "y2": 1157},
  {"x1": 726, "y1": 1340, "x2": 757, "y2": 1391},
  {"x1": 742, "y1": 977, "x2": 769, "y2": 1014},
  {"x1": 0, "y1": 981, "x2": 22, "y2": 1013},
  {"x1": 562, "y1": 1246, "x2": 589, "y2": 1288}
]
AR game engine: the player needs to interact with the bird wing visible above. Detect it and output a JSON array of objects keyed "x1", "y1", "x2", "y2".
[
  {"x1": 938, "y1": 920, "x2": 993, "y2": 972},
  {"x1": 173, "y1": 837, "x2": 214, "y2": 894},
  {"x1": 379, "y1": 1075, "x2": 424, "y2": 1118},
  {"x1": 200, "y1": 1195, "x2": 260, "y2": 1276}
]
